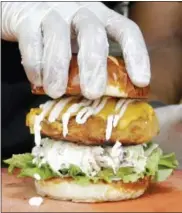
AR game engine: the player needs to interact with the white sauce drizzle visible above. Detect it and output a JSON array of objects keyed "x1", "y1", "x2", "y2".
[
  {"x1": 76, "y1": 97, "x2": 109, "y2": 124},
  {"x1": 28, "y1": 197, "x2": 43, "y2": 206},
  {"x1": 106, "y1": 115, "x2": 115, "y2": 141},
  {"x1": 75, "y1": 106, "x2": 93, "y2": 124},
  {"x1": 113, "y1": 99, "x2": 134, "y2": 128},
  {"x1": 33, "y1": 173, "x2": 41, "y2": 180},
  {"x1": 115, "y1": 99, "x2": 126, "y2": 111},
  {"x1": 48, "y1": 97, "x2": 74, "y2": 123},
  {"x1": 34, "y1": 100, "x2": 55, "y2": 146},
  {"x1": 105, "y1": 99, "x2": 135, "y2": 140},
  {"x1": 62, "y1": 99, "x2": 92, "y2": 137}
]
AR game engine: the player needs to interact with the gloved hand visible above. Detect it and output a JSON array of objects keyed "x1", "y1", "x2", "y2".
[
  {"x1": 2, "y1": 2, "x2": 150, "y2": 99},
  {"x1": 154, "y1": 104, "x2": 182, "y2": 169}
]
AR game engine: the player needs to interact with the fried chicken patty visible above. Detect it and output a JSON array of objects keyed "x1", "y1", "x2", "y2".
[{"x1": 26, "y1": 100, "x2": 159, "y2": 145}]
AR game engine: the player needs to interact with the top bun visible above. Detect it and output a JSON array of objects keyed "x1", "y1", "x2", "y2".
[{"x1": 31, "y1": 55, "x2": 149, "y2": 98}]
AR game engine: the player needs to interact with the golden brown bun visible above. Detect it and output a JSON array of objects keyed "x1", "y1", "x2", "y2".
[
  {"x1": 31, "y1": 55, "x2": 149, "y2": 98},
  {"x1": 26, "y1": 98, "x2": 159, "y2": 145},
  {"x1": 35, "y1": 177, "x2": 150, "y2": 203}
]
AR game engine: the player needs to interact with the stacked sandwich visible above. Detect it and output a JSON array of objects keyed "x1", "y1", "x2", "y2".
[{"x1": 5, "y1": 56, "x2": 178, "y2": 202}]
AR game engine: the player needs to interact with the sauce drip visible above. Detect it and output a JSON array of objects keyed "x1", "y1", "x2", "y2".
[
  {"x1": 62, "y1": 99, "x2": 92, "y2": 137},
  {"x1": 76, "y1": 97, "x2": 109, "y2": 124},
  {"x1": 28, "y1": 197, "x2": 43, "y2": 206},
  {"x1": 34, "y1": 100, "x2": 55, "y2": 146},
  {"x1": 48, "y1": 97, "x2": 74, "y2": 123},
  {"x1": 105, "y1": 99, "x2": 135, "y2": 140}
]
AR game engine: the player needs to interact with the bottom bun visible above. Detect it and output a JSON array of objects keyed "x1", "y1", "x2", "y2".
[{"x1": 35, "y1": 177, "x2": 150, "y2": 203}]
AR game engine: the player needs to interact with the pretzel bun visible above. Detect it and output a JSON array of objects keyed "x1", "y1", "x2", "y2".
[
  {"x1": 31, "y1": 55, "x2": 149, "y2": 98},
  {"x1": 35, "y1": 177, "x2": 150, "y2": 203}
]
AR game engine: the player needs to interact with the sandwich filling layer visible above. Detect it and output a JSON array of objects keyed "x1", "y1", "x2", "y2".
[
  {"x1": 4, "y1": 138, "x2": 178, "y2": 185},
  {"x1": 32, "y1": 97, "x2": 136, "y2": 146},
  {"x1": 26, "y1": 97, "x2": 159, "y2": 145}
]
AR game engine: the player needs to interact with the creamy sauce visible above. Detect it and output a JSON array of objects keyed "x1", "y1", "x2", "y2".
[
  {"x1": 62, "y1": 99, "x2": 92, "y2": 137},
  {"x1": 105, "y1": 99, "x2": 135, "y2": 140},
  {"x1": 106, "y1": 115, "x2": 114, "y2": 141},
  {"x1": 34, "y1": 100, "x2": 55, "y2": 146},
  {"x1": 48, "y1": 97, "x2": 74, "y2": 123},
  {"x1": 76, "y1": 97, "x2": 109, "y2": 124},
  {"x1": 33, "y1": 97, "x2": 136, "y2": 144},
  {"x1": 33, "y1": 173, "x2": 41, "y2": 180},
  {"x1": 32, "y1": 138, "x2": 149, "y2": 177},
  {"x1": 28, "y1": 196, "x2": 43, "y2": 206},
  {"x1": 113, "y1": 99, "x2": 134, "y2": 128},
  {"x1": 32, "y1": 139, "x2": 125, "y2": 176}
]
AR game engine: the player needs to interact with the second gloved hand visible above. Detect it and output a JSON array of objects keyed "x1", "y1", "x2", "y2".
[
  {"x1": 154, "y1": 104, "x2": 182, "y2": 169},
  {"x1": 2, "y1": 2, "x2": 151, "y2": 99}
]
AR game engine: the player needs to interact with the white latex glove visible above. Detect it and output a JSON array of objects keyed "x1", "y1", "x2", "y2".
[
  {"x1": 154, "y1": 104, "x2": 182, "y2": 169},
  {"x1": 2, "y1": 2, "x2": 150, "y2": 99}
]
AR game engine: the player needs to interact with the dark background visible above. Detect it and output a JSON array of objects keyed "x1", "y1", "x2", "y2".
[{"x1": 1, "y1": 40, "x2": 50, "y2": 159}]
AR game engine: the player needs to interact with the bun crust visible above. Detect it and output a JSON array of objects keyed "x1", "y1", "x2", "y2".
[
  {"x1": 31, "y1": 55, "x2": 149, "y2": 98},
  {"x1": 35, "y1": 177, "x2": 150, "y2": 203}
]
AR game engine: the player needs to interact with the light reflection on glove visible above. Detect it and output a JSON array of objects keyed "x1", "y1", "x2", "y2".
[
  {"x1": 154, "y1": 104, "x2": 182, "y2": 169},
  {"x1": 2, "y1": 2, "x2": 150, "y2": 99}
]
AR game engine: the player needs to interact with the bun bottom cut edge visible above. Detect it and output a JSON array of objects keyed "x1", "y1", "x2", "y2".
[{"x1": 35, "y1": 177, "x2": 150, "y2": 203}]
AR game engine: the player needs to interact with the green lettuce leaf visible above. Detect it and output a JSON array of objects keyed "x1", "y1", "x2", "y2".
[
  {"x1": 122, "y1": 173, "x2": 142, "y2": 183},
  {"x1": 73, "y1": 176, "x2": 91, "y2": 185},
  {"x1": 155, "y1": 168, "x2": 173, "y2": 182},
  {"x1": 4, "y1": 154, "x2": 34, "y2": 173},
  {"x1": 154, "y1": 153, "x2": 179, "y2": 182},
  {"x1": 97, "y1": 168, "x2": 114, "y2": 183},
  {"x1": 145, "y1": 147, "x2": 161, "y2": 176},
  {"x1": 4, "y1": 154, "x2": 57, "y2": 180},
  {"x1": 159, "y1": 153, "x2": 178, "y2": 169},
  {"x1": 18, "y1": 164, "x2": 57, "y2": 180},
  {"x1": 144, "y1": 142, "x2": 160, "y2": 156},
  {"x1": 116, "y1": 167, "x2": 134, "y2": 176},
  {"x1": 68, "y1": 165, "x2": 85, "y2": 177}
]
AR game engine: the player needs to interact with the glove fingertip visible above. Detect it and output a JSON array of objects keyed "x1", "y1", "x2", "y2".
[
  {"x1": 43, "y1": 84, "x2": 67, "y2": 99},
  {"x1": 130, "y1": 74, "x2": 151, "y2": 88},
  {"x1": 43, "y1": 72, "x2": 68, "y2": 99},
  {"x1": 82, "y1": 86, "x2": 105, "y2": 100}
]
